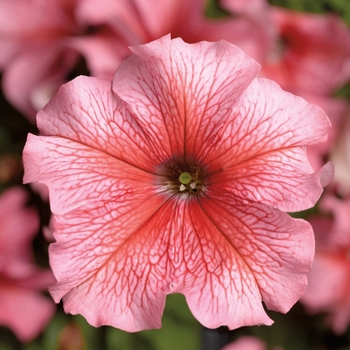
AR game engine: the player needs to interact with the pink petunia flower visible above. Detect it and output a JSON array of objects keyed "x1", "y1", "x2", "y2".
[
  {"x1": 0, "y1": 187, "x2": 55, "y2": 342},
  {"x1": 0, "y1": 0, "x2": 273, "y2": 121},
  {"x1": 23, "y1": 36, "x2": 333, "y2": 332},
  {"x1": 302, "y1": 195, "x2": 350, "y2": 334},
  {"x1": 0, "y1": 0, "x2": 128, "y2": 120},
  {"x1": 260, "y1": 7, "x2": 350, "y2": 97}
]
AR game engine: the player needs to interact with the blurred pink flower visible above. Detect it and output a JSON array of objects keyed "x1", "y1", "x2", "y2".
[
  {"x1": 303, "y1": 96, "x2": 349, "y2": 171},
  {"x1": 219, "y1": 0, "x2": 275, "y2": 57},
  {"x1": 79, "y1": 0, "x2": 274, "y2": 62},
  {"x1": 0, "y1": 0, "x2": 273, "y2": 121},
  {"x1": 261, "y1": 8, "x2": 350, "y2": 97},
  {"x1": 0, "y1": 187, "x2": 55, "y2": 342},
  {"x1": 222, "y1": 336, "x2": 266, "y2": 350},
  {"x1": 329, "y1": 109, "x2": 350, "y2": 196},
  {"x1": 0, "y1": 0, "x2": 128, "y2": 120},
  {"x1": 302, "y1": 195, "x2": 350, "y2": 334},
  {"x1": 222, "y1": 336, "x2": 284, "y2": 350},
  {"x1": 23, "y1": 36, "x2": 332, "y2": 332}
]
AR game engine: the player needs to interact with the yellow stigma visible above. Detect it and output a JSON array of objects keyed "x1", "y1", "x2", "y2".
[{"x1": 179, "y1": 172, "x2": 192, "y2": 184}]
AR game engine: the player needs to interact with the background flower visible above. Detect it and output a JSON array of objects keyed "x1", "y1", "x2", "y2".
[
  {"x1": 260, "y1": 7, "x2": 350, "y2": 97},
  {"x1": 221, "y1": 335, "x2": 267, "y2": 350},
  {"x1": 302, "y1": 195, "x2": 350, "y2": 334},
  {"x1": 0, "y1": 187, "x2": 55, "y2": 342},
  {"x1": 0, "y1": 0, "x2": 273, "y2": 121}
]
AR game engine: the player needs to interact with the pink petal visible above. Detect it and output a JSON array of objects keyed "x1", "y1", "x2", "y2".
[
  {"x1": 302, "y1": 253, "x2": 348, "y2": 313},
  {"x1": 320, "y1": 195, "x2": 350, "y2": 247},
  {"x1": 204, "y1": 78, "x2": 333, "y2": 212},
  {"x1": 190, "y1": 16, "x2": 274, "y2": 63},
  {"x1": 0, "y1": 0, "x2": 76, "y2": 39},
  {"x1": 301, "y1": 235, "x2": 350, "y2": 334},
  {"x1": 76, "y1": 0, "x2": 146, "y2": 42},
  {"x1": 50, "y1": 186, "x2": 273, "y2": 330},
  {"x1": 261, "y1": 9, "x2": 350, "y2": 96},
  {"x1": 23, "y1": 135, "x2": 157, "y2": 216},
  {"x1": 0, "y1": 187, "x2": 39, "y2": 277},
  {"x1": 221, "y1": 0, "x2": 268, "y2": 15},
  {"x1": 113, "y1": 35, "x2": 260, "y2": 160},
  {"x1": 24, "y1": 137, "x2": 164, "y2": 331},
  {"x1": 0, "y1": 0, "x2": 78, "y2": 118},
  {"x1": 34, "y1": 76, "x2": 163, "y2": 171},
  {"x1": 0, "y1": 281, "x2": 55, "y2": 342},
  {"x1": 67, "y1": 33, "x2": 130, "y2": 80},
  {"x1": 122, "y1": 0, "x2": 199, "y2": 41},
  {"x1": 222, "y1": 336, "x2": 267, "y2": 350},
  {"x1": 2, "y1": 45, "x2": 78, "y2": 120},
  {"x1": 0, "y1": 186, "x2": 55, "y2": 342},
  {"x1": 77, "y1": 0, "x2": 202, "y2": 44},
  {"x1": 329, "y1": 110, "x2": 350, "y2": 196},
  {"x1": 217, "y1": 0, "x2": 275, "y2": 62},
  {"x1": 330, "y1": 305, "x2": 350, "y2": 336},
  {"x1": 196, "y1": 191, "x2": 314, "y2": 316},
  {"x1": 303, "y1": 96, "x2": 348, "y2": 171},
  {"x1": 77, "y1": 0, "x2": 273, "y2": 63}
]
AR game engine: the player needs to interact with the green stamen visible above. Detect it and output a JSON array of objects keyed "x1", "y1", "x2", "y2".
[{"x1": 179, "y1": 172, "x2": 192, "y2": 184}]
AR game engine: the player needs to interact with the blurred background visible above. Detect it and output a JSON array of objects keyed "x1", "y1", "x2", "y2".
[{"x1": 1, "y1": 0, "x2": 350, "y2": 349}]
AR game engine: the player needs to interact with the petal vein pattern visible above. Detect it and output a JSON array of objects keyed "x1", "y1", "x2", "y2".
[
  {"x1": 36, "y1": 77, "x2": 164, "y2": 172},
  {"x1": 113, "y1": 37, "x2": 261, "y2": 159},
  {"x1": 205, "y1": 78, "x2": 332, "y2": 212},
  {"x1": 22, "y1": 36, "x2": 332, "y2": 332}
]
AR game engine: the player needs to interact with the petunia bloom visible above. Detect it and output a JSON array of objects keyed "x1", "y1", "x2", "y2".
[
  {"x1": 0, "y1": 187, "x2": 55, "y2": 342},
  {"x1": 23, "y1": 36, "x2": 333, "y2": 331},
  {"x1": 260, "y1": 7, "x2": 350, "y2": 97},
  {"x1": 302, "y1": 195, "x2": 350, "y2": 334}
]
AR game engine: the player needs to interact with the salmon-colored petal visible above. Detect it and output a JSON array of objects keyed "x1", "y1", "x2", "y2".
[
  {"x1": 198, "y1": 191, "x2": 314, "y2": 315},
  {"x1": 113, "y1": 35, "x2": 260, "y2": 160},
  {"x1": 36, "y1": 76, "x2": 163, "y2": 170},
  {"x1": 204, "y1": 78, "x2": 333, "y2": 212}
]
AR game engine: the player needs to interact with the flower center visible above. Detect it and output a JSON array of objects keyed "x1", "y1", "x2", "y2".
[
  {"x1": 157, "y1": 157, "x2": 205, "y2": 196},
  {"x1": 178, "y1": 170, "x2": 202, "y2": 194}
]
